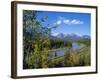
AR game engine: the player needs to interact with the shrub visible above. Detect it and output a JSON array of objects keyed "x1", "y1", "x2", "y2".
[{"x1": 64, "y1": 49, "x2": 80, "y2": 67}]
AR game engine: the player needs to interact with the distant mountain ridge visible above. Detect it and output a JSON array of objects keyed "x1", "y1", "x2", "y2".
[{"x1": 50, "y1": 33, "x2": 90, "y2": 40}]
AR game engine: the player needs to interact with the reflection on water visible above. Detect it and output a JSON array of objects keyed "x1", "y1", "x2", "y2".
[
  {"x1": 49, "y1": 43, "x2": 80, "y2": 58},
  {"x1": 72, "y1": 43, "x2": 80, "y2": 50}
]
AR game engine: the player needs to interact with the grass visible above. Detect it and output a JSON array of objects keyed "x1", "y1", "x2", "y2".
[{"x1": 48, "y1": 45, "x2": 91, "y2": 67}]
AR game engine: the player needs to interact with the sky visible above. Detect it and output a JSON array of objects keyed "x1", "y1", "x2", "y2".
[{"x1": 36, "y1": 10, "x2": 91, "y2": 36}]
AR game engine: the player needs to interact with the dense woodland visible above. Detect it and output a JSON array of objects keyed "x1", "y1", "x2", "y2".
[{"x1": 23, "y1": 10, "x2": 91, "y2": 69}]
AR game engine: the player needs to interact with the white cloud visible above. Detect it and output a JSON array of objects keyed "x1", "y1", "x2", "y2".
[
  {"x1": 63, "y1": 19, "x2": 83, "y2": 25},
  {"x1": 54, "y1": 17, "x2": 84, "y2": 26},
  {"x1": 63, "y1": 20, "x2": 70, "y2": 24},
  {"x1": 56, "y1": 20, "x2": 62, "y2": 25},
  {"x1": 71, "y1": 19, "x2": 83, "y2": 24},
  {"x1": 54, "y1": 20, "x2": 62, "y2": 25},
  {"x1": 71, "y1": 19, "x2": 77, "y2": 23}
]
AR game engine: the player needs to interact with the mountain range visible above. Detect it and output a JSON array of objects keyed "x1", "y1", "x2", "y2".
[{"x1": 50, "y1": 33, "x2": 90, "y2": 41}]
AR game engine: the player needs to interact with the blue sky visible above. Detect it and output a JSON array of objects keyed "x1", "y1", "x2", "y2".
[{"x1": 36, "y1": 11, "x2": 91, "y2": 36}]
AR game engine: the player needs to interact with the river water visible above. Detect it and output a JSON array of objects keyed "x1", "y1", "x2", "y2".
[{"x1": 49, "y1": 43, "x2": 80, "y2": 58}]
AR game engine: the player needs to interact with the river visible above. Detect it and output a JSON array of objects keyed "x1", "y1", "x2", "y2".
[{"x1": 49, "y1": 43, "x2": 81, "y2": 58}]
